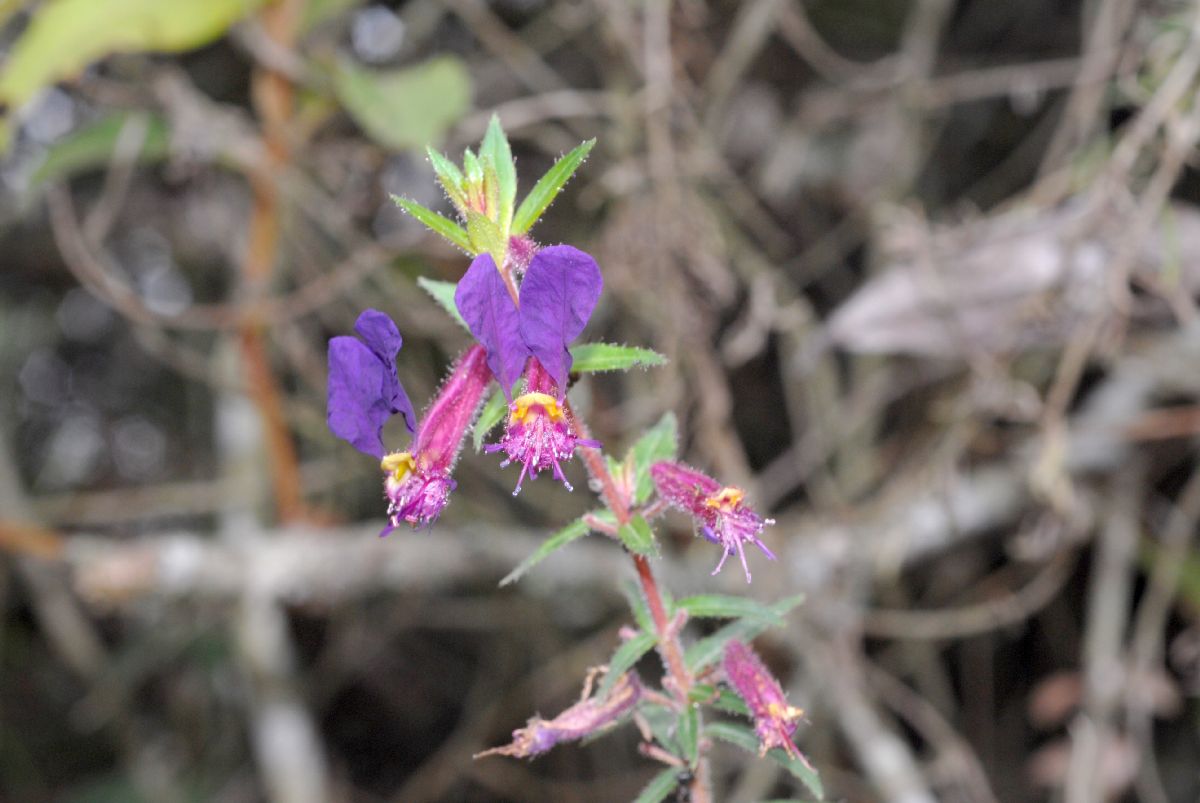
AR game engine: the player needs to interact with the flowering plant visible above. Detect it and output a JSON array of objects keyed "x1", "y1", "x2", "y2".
[{"x1": 327, "y1": 118, "x2": 821, "y2": 801}]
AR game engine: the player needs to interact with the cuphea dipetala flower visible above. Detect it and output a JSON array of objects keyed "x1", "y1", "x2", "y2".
[
  {"x1": 722, "y1": 640, "x2": 813, "y2": 770},
  {"x1": 650, "y1": 461, "x2": 776, "y2": 583},
  {"x1": 455, "y1": 244, "x2": 603, "y2": 493},
  {"x1": 475, "y1": 672, "x2": 642, "y2": 759},
  {"x1": 327, "y1": 310, "x2": 493, "y2": 531}
]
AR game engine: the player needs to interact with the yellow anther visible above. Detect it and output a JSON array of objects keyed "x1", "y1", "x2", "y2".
[
  {"x1": 704, "y1": 486, "x2": 745, "y2": 510},
  {"x1": 509, "y1": 392, "x2": 563, "y2": 424},
  {"x1": 766, "y1": 702, "x2": 805, "y2": 722},
  {"x1": 380, "y1": 451, "x2": 416, "y2": 481}
]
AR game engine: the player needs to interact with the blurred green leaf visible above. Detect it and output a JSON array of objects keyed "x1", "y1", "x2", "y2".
[
  {"x1": 597, "y1": 632, "x2": 656, "y2": 698},
  {"x1": 473, "y1": 386, "x2": 508, "y2": 452},
  {"x1": 479, "y1": 114, "x2": 516, "y2": 230},
  {"x1": 332, "y1": 56, "x2": 470, "y2": 151},
  {"x1": 621, "y1": 579, "x2": 655, "y2": 633},
  {"x1": 427, "y1": 146, "x2": 466, "y2": 211},
  {"x1": 570, "y1": 342, "x2": 668, "y2": 373},
  {"x1": 628, "y1": 412, "x2": 678, "y2": 505},
  {"x1": 392, "y1": 195, "x2": 472, "y2": 252},
  {"x1": 415, "y1": 276, "x2": 468, "y2": 329},
  {"x1": 705, "y1": 721, "x2": 823, "y2": 799},
  {"x1": 638, "y1": 702, "x2": 681, "y2": 755},
  {"x1": 302, "y1": 0, "x2": 363, "y2": 31},
  {"x1": 499, "y1": 515, "x2": 590, "y2": 587},
  {"x1": 675, "y1": 594, "x2": 785, "y2": 625},
  {"x1": 29, "y1": 111, "x2": 169, "y2": 189},
  {"x1": 618, "y1": 514, "x2": 657, "y2": 556},
  {"x1": 678, "y1": 706, "x2": 701, "y2": 766},
  {"x1": 633, "y1": 767, "x2": 683, "y2": 803},
  {"x1": 0, "y1": 0, "x2": 266, "y2": 148},
  {"x1": 511, "y1": 138, "x2": 595, "y2": 235},
  {"x1": 684, "y1": 594, "x2": 805, "y2": 673}
]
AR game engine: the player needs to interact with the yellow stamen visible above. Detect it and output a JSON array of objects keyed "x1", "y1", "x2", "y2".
[
  {"x1": 766, "y1": 702, "x2": 805, "y2": 722},
  {"x1": 704, "y1": 486, "x2": 745, "y2": 510},
  {"x1": 509, "y1": 392, "x2": 563, "y2": 424},
  {"x1": 380, "y1": 451, "x2": 416, "y2": 482}
]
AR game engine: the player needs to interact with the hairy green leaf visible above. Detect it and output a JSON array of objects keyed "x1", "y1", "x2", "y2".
[
  {"x1": 466, "y1": 209, "x2": 506, "y2": 263},
  {"x1": 511, "y1": 138, "x2": 595, "y2": 235},
  {"x1": 426, "y1": 146, "x2": 466, "y2": 211},
  {"x1": 675, "y1": 594, "x2": 785, "y2": 625},
  {"x1": 499, "y1": 515, "x2": 590, "y2": 587},
  {"x1": 392, "y1": 196, "x2": 472, "y2": 252},
  {"x1": 479, "y1": 114, "x2": 516, "y2": 230},
  {"x1": 628, "y1": 412, "x2": 678, "y2": 505},
  {"x1": 678, "y1": 706, "x2": 701, "y2": 767},
  {"x1": 416, "y1": 277, "x2": 469, "y2": 329},
  {"x1": 597, "y1": 632, "x2": 656, "y2": 698},
  {"x1": 617, "y1": 514, "x2": 656, "y2": 556},
  {"x1": 705, "y1": 721, "x2": 823, "y2": 799},
  {"x1": 332, "y1": 56, "x2": 470, "y2": 151},
  {"x1": 633, "y1": 767, "x2": 683, "y2": 803},
  {"x1": 570, "y1": 342, "x2": 668, "y2": 373},
  {"x1": 621, "y1": 580, "x2": 655, "y2": 634},
  {"x1": 684, "y1": 595, "x2": 805, "y2": 673}
]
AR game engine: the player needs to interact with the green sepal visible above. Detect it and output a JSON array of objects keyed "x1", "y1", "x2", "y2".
[
  {"x1": 466, "y1": 210, "x2": 506, "y2": 265},
  {"x1": 511, "y1": 138, "x2": 595, "y2": 235},
  {"x1": 392, "y1": 195, "x2": 472, "y2": 252},
  {"x1": 426, "y1": 146, "x2": 466, "y2": 212},
  {"x1": 617, "y1": 514, "x2": 657, "y2": 556},
  {"x1": 705, "y1": 721, "x2": 823, "y2": 799},
  {"x1": 416, "y1": 277, "x2": 468, "y2": 330},
  {"x1": 570, "y1": 342, "x2": 668, "y2": 373}
]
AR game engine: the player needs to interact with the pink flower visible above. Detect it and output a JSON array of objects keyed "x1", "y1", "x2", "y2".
[
  {"x1": 485, "y1": 358, "x2": 599, "y2": 494},
  {"x1": 650, "y1": 461, "x2": 775, "y2": 582},
  {"x1": 475, "y1": 672, "x2": 642, "y2": 759},
  {"x1": 722, "y1": 640, "x2": 812, "y2": 769},
  {"x1": 380, "y1": 344, "x2": 492, "y2": 531}
]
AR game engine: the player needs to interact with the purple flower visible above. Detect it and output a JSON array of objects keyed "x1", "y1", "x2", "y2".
[
  {"x1": 381, "y1": 344, "x2": 493, "y2": 531},
  {"x1": 484, "y1": 358, "x2": 600, "y2": 494},
  {"x1": 475, "y1": 672, "x2": 642, "y2": 759},
  {"x1": 454, "y1": 244, "x2": 602, "y2": 398},
  {"x1": 327, "y1": 310, "x2": 417, "y2": 458},
  {"x1": 650, "y1": 461, "x2": 775, "y2": 583},
  {"x1": 722, "y1": 640, "x2": 812, "y2": 769}
]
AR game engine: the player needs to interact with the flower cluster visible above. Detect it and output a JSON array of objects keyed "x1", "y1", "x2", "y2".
[{"x1": 651, "y1": 461, "x2": 776, "y2": 582}]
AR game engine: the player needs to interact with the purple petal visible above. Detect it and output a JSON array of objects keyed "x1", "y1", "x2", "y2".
[
  {"x1": 354, "y1": 309, "x2": 416, "y2": 433},
  {"x1": 327, "y1": 337, "x2": 393, "y2": 457},
  {"x1": 455, "y1": 254, "x2": 529, "y2": 397},
  {"x1": 518, "y1": 245, "x2": 602, "y2": 389}
]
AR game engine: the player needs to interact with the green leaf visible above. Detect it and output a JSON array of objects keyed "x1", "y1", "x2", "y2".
[
  {"x1": 621, "y1": 580, "x2": 656, "y2": 634},
  {"x1": 466, "y1": 210, "x2": 506, "y2": 263},
  {"x1": 570, "y1": 342, "x2": 668, "y2": 373},
  {"x1": 29, "y1": 112, "x2": 170, "y2": 189},
  {"x1": 628, "y1": 412, "x2": 678, "y2": 505},
  {"x1": 638, "y1": 702, "x2": 681, "y2": 754},
  {"x1": 472, "y1": 387, "x2": 508, "y2": 452},
  {"x1": 511, "y1": 138, "x2": 595, "y2": 235},
  {"x1": 678, "y1": 706, "x2": 701, "y2": 767},
  {"x1": 675, "y1": 594, "x2": 785, "y2": 625},
  {"x1": 302, "y1": 0, "x2": 363, "y2": 31},
  {"x1": 0, "y1": 0, "x2": 267, "y2": 149},
  {"x1": 426, "y1": 146, "x2": 466, "y2": 211},
  {"x1": 479, "y1": 114, "x2": 517, "y2": 230},
  {"x1": 499, "y1": 516, "x2": 590, "y2": 587},
  {"x1": 617, "y1": 514, "x2": 657, "y2": 556},
  {"x1": 392, "y1": 195, "x2": 472, "y2": 252},
  {"x1": 686, "y1": 683, "x2": 752, "y2": 716},
  {"x1": 684, "y1": 594, "x2": 805, "y2": 673},
  {"x1": 706, "y1": 721, "x2": 823, "y2": 799},
  {"x1": 597, "y1": 632, "x2": 656, "y2": 698},
  {"x1": 416, "y1": 277, "x2": 468, "y2": 330},
  {"x1": 633, "y1": 767, "x2": 683, "y2": 803},
  {"x1": 332, "y1": 56, "x2": 470, "y2": 151}
]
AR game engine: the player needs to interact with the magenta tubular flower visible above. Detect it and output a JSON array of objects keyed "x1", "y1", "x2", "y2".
[
  {"x1": 381, "y1": 344, "x2": 492, "y2": 531},
  {"x1": 327, "y1": 309, "x2": 417, "y2": 457},
  {"x1": 722, "y1": 640, "x2": 813, "y2": 769},
  {"x1": 650, "y1": 461, "x2": 776, "y2": 582},
  {"x1": 455, "y1": 244, "x2": 603, "y2": 493},
  {"x1": 484, "y1": 358, "x2": 600, "y2": 493},
  {"x1": 475, "y1": 672, "x2": 642, "y2": 759}
]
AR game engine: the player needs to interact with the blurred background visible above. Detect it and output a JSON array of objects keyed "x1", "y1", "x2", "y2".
[{"x1": 2, "y1": 0, "x2": 1200, "y2": 801}]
